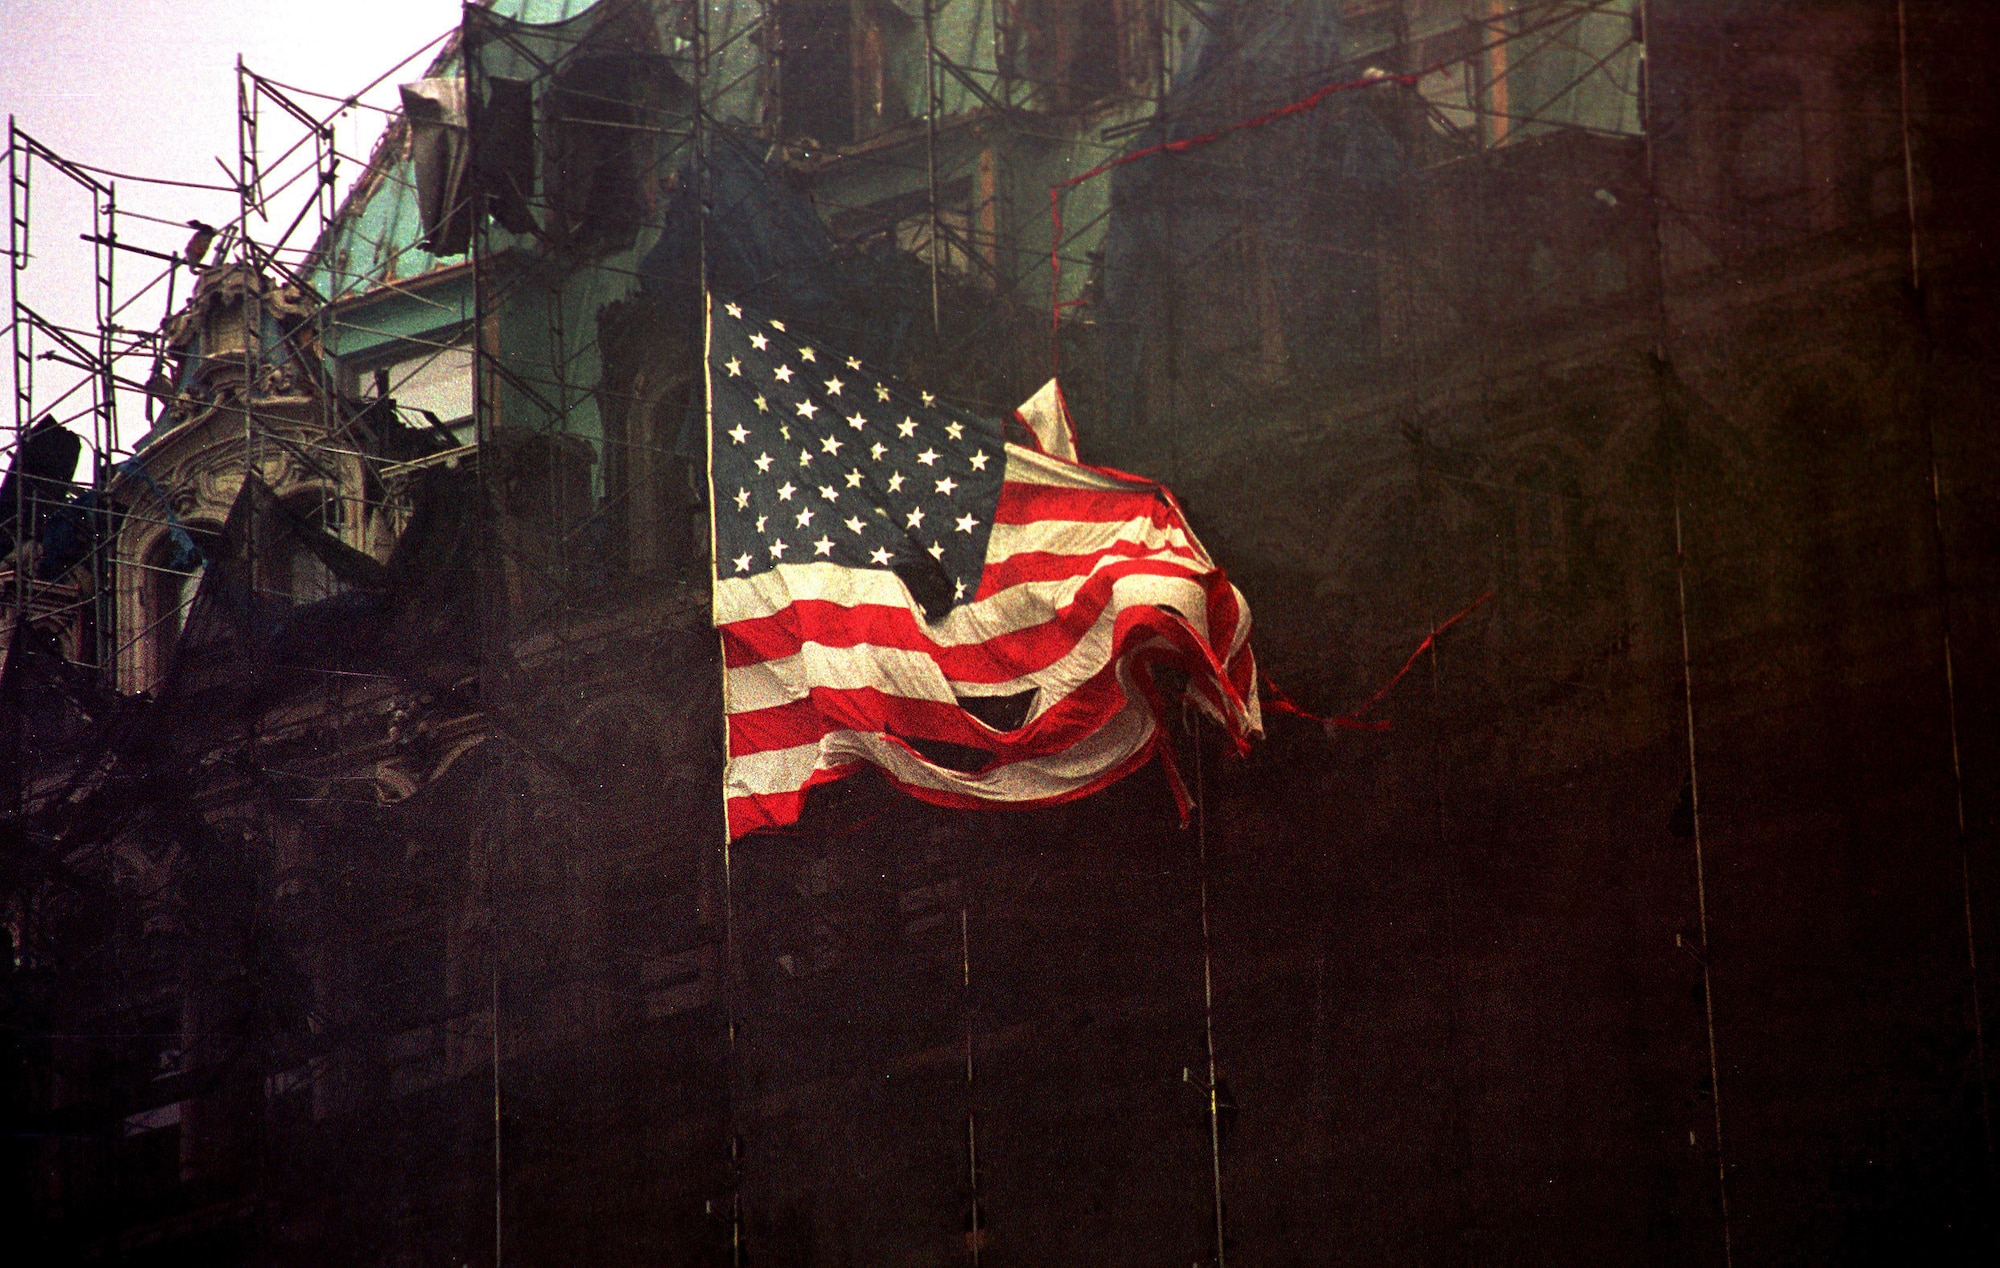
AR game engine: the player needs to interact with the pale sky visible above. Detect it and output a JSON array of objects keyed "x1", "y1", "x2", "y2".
[{"x1": 0, "y1": 0, "x2": 464, "y2": 455}]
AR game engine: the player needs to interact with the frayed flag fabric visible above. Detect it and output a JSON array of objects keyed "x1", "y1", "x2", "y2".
[{"x1": 706, "y1": 297, "x2": 1260, "y2": 839}]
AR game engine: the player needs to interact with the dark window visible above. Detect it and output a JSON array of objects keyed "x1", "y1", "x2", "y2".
[
  {"x1": 546, "y1": 55, "x2": 645, "y2": 251},
  {"x1": 852, "y1": 2, "x2": 918, "y2": 139},
  {"x1": 373, "y1": 934, "x2": 447, "y2": 1024},
  {"x1": 151, "y1": 526, "x2": 221, "y2": 646},
  {"x1": 261, "y1": 493, "x2": 343, "y2": 606},
  {"x1": 827, "y1": 178, "x2": 996, "y2": 285},
  {"x1": 543, "y1": 51, "x2": 683, "y2": 253},
  {"x1": 1015, "y1": 0, "x2": 1156, "y2": 112},
  {"x1": 1727, "y1": 72, "x2": 1809, "y2": 243},
  {"x1": 779, "y1": 0, "x2": 857, "y2": 146}
]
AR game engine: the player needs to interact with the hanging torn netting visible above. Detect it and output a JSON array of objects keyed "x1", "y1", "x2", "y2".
[{"x1": 1090, "y1": 2, "x2": 1404, "y2": 430}]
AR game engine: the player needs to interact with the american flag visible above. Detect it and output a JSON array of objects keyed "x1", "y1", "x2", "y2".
[{"x1": 707, "y1": 297, "x2": 1261, "y2": 839}]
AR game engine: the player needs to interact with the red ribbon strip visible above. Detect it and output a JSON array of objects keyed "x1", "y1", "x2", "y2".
[
  {"x1": 1264, "y1": 592, "x2": 1493, "y2": 734},
  {"x1": 1045, "y1": 3, "x2": 1608, "y2": 359},
  {"x1": 1048, "y1": 68, "x2": 1419, "y2": 355}
]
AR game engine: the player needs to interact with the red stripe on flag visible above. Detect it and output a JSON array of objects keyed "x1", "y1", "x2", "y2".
[
  {"x1": 974, "y1": 538, "x2": 1203, "y2": 598},
  {"x1": 728, "y1": 611, "x2": 1211, "y2": 765},
  {"x1": 991, "y1": 480, "x2": 1176, "y2": 527},
  {"x1": 718, "y1": 436, "x2": 1260, "y2": 838},
  {"x1": 721, "y1": 557, "x2": 1230, "y2": 680},
  {"x1": 727, "y1": 762, "x2": 859, "y2": 838}
]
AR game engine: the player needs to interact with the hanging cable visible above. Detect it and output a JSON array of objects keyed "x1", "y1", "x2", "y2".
[
  {"x1": 1193, "y1": 724, "x2": 1226, "y2": 1267},
  {"x1": 460, "y1": 15, "x2": 506, "y2": 1263},
  {"x1": 492, "y1": 928, "x2": 505, "y2": 1266},
  {"x1": 961, "y1": 903, "x2": 981, "y2": 1266},
  {"x1": 1637, "y1": 3, "x2": 1734, "y2": 1259},
  {"x1": 1898, "y1": 0, "x2": 1991, "y2": 1163},
  {"x1": 924, "y1": 0, "x2": 943, "y2": 334}
]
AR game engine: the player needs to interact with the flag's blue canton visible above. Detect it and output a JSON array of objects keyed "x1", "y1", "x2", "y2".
[{"x1": 711, "y1": 300, "x2": 1004, "y2": 611}]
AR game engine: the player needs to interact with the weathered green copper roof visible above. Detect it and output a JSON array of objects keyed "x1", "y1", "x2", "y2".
[{"x1": 305, "y1": 0, "x2": 610, "y2": 306}]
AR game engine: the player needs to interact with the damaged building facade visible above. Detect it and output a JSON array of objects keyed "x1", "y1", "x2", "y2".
[{"x1": 5, "y1": 0, "x2": 2000, "y2": 1262}]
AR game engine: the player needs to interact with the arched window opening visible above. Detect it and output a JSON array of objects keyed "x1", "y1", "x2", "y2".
[
  {"x1": 260, "y1": 491, "x2": 345, "y2": 607},
  {"x1": 148, "y1": 523, "x2": 221, "y2": 665}
]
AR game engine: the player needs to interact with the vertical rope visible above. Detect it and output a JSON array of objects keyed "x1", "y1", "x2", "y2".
[
  {"x1": 691, "y1": 9, "x2": 747, "y2": 1258},
  {"x1": 547, "y1": 272, "x2": 569, "y2": 597},
  {"x1": 1898, "y1": 0, "x2": 1991, "y2": 1161},
  {"x1": 1422, "y1": 597, "x2": 1466, "y2": 1229},
  {"x1": 1674, "y1": 497, "x2": 1733, "y2": 1266},
  {"x1": 1636, "y1": 4, "x2": 1735, "y2": 1256},
  {"x1": 961, "y1": 905, "x2": 980, "y2": 1265},
  {"x1": 1194, "y1": 731, "x2": 1226, "y2": 1267},
  {"x1": 923, "y1": 0, "x2": 942, "y2": 335},
  {"x1": 464, "y1": 13, "x2": 504, "y2": 1258},
  {"x1": 761, "y1": 0, "x2": 782, "y2": 139},
  {"x1": 491, "y1": 941, "x2": 504, "y2": 1266},
  {"x1": 1897, "y1": 0, "x2": 1921, "y2": 292}
]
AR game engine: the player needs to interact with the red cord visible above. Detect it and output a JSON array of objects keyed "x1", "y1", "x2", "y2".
[
  {"x1": 1048, "y1": 69, "x2": 1419, "y2": 366},
  {"x1": 1264, "y1": 592, "x2": 1493, "y2": 734}
]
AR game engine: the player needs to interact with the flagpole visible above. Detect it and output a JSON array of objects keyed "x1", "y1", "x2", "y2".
[{"x1": 689, "y1": 8, "x2": 746, "y2": 1260}]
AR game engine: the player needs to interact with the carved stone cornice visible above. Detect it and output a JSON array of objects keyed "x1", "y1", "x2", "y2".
[
  {"x1": 110, "y1": 386, "x2": 359, "y2": 694},
  {"x1": 113, "y1": 400, "x2": 345, "y2": 525}
]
